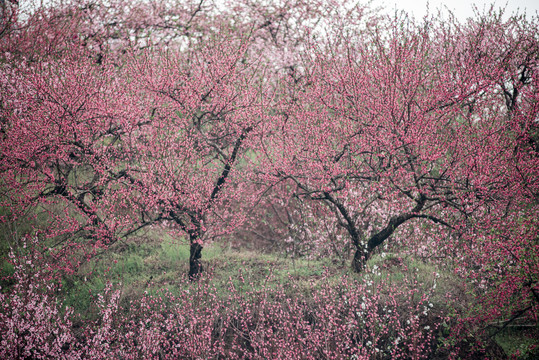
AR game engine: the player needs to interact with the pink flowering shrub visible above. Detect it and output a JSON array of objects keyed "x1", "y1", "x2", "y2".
[
  {"x1": 1, "y1": 240, "x2": 444, "y2": 359},
  {"x1": 0, "y1": 238, "x2": 77, "y2": 359},
  {"x1": 84, "y1": 274, "x2": 441, "y2": 359}
]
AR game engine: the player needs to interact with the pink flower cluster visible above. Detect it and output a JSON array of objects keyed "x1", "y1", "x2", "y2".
[{"x1": 1, "y1": 243, "x2": 442, "y2": 359}]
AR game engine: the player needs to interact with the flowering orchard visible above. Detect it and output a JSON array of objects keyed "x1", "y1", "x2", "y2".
[{"x1": 1, "y1": 0, "x2": 538, "y2": 358}]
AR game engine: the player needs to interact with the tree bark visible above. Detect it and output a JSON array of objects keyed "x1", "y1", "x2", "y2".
[
  {"x1": 351, "y1": 247, "x2": 370, "y2": 272},
  {"x1": 185, "y1": 125, "x2": 252, "y2": 280},
  {"x1": 189, "y1": 240, "x2": 203, "y2": 280},
  {"x1": 351, "y1": 195, "x2": 427, "y2": 273}
]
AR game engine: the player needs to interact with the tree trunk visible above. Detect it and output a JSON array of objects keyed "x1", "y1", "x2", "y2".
[
  {"x1": 351, "y1": 247, "x2": 370, "y2": 273},
  {"x1": 350, "y1": 196, "x2": 427, "y2": 272},
  {"x1": 189, "y1": 241, "x2": 203, "y2": 280}
]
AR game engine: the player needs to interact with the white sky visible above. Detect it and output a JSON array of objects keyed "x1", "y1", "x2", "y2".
[
  {"x1": 379, "y1": 0, "x2": 539, "y2": 20},
  {"x1": 19, "y1": 1, "x2": 539, "y2": 21}
]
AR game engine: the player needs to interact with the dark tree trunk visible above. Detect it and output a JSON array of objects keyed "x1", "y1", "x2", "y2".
[
  {"x1": 351, "y1": 247, "x2": 370, "y2": 273},
  {"x1": 320, "y1": 192, "x2": 368, "y2": 273},
  {"x1": 350, "y1": 195, "x2": 427, "y2": 273},
  {"x1": 189, "y1": 241, "x2": 203, "y2": 280},
  {"x1": 184, "y1": 126, "x2": 252, "y2": 280},
  {"x1": 168, "y1": 210, "x2": 205, "y2": 280}
]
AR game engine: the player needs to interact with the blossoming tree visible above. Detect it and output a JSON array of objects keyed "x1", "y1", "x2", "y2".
[
  {"x1": 258, "y1": 10, "x2": 539, "y2": 274},
  {"x1": 0, "y1": 0, "x2": 270, "y2": 278}
]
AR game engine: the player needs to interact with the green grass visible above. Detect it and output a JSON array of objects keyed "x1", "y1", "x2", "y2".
[
  {"x1": 495, "y1": 328, "x2": 539, "y2": 359},
  {"x1": 1, "y1": 224, "x2": 536, "y2": 357}
]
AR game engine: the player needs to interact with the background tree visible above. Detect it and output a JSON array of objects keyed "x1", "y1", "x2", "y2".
[
  {"x1": 258, "y1": 9, "x2": 539, "y2": 273},
  {"x1": 123, "y1": 31, "x2": 270, "y2": 278},
  {"x1": 0, "y1": 0, "x2": 269, "y2": 278}
]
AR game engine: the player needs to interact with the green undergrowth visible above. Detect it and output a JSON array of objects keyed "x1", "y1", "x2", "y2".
[
  {"x1": 62, "y1": 231, "x2": 348, "y2": 314},
  {"x1": 495, "y1": 328, "x2": 539, "y2": 360},
  {"x1": 61, "y1": 231, "x2": 453, "y2": 321},
  {"x1": 1, "y1": 227, "x2": 536, "y2": 357}
]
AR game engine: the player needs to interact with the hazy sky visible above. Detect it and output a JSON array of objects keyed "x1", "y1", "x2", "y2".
[
  {"x1": 19, "y1": 1, "x2": 539, "y2": 21},
  {"x1": 379, "y1": 0, "x2": 539, "y2": 20}
]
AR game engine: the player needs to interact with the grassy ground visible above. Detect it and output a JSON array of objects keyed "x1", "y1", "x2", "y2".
[{"x1": 1, "y1": 226, "x2": 538, "y2": 358}]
